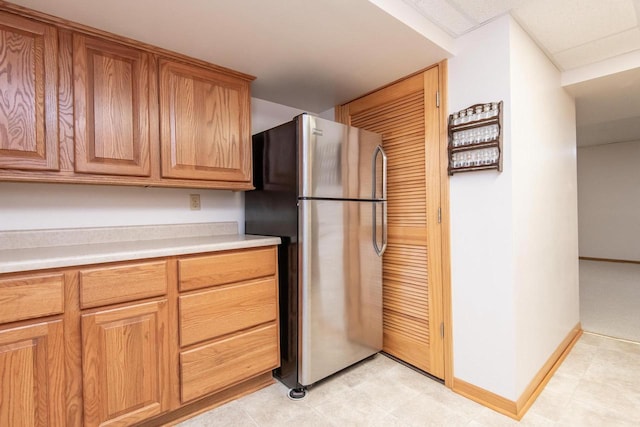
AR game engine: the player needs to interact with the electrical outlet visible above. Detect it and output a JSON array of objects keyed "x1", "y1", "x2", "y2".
[{"x1": 189, "y1": 194, "x2": 201, "y2": 210}]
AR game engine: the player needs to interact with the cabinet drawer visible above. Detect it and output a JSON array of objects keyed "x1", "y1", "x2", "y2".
[
  {"x1": 179, "y1": 278, "x2": 277, "y2": 347},
  {"x1": 178, "y1": 247, "x2": 276, "y2": 292},
  {"x1": 0, "y1": 273, "x2": 64, "y2": 324},
  {"x1": 79, "y1": 261, "x2": 167, "y2": 308},
  {"x1": 180, "y1": 324, "x2": 279, "y2": 403}
]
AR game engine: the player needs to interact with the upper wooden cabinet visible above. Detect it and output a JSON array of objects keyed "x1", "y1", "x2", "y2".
[
  {"x1": 0, "y1": 12, "x2": 58, "y2": 171},
  {"x1": 159, "y1": 59, "x2": 252, "y2": 183},
  {"x1": 73, "y1": 35, "x2": 151, "y2": 176},
  {"x1": 0, "y1": 5, "x2": 256, "y2": 189}
]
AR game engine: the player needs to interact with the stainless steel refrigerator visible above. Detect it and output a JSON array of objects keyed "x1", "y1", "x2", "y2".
[{"x1": 245, "y1": 114, "x2": 386, "y2": 397}]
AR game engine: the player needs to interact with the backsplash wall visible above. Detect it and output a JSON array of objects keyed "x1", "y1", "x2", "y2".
[{"x1": 0, "y1": 182, "x2": 244, "y2": 232}]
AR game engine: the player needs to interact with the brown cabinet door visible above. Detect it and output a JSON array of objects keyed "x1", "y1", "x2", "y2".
[
  {"x1": 337, "y1": 67, "x2": 445, "y2": 379},
  {"x1": 73, "y1": 35, "x2": 151, "y2": 176},
  {"x1": 0, "y1": 320, "x2": 65, "y2": 426},
  {"x1": 0, "y1": 12, "x2": 58, "y2": 171},
  {"x1": 82, "y1": 299, "x2": 170, "y2": 427},
  {"x1": 159, "y1": 59, "x2": 251, "y2": 182}
]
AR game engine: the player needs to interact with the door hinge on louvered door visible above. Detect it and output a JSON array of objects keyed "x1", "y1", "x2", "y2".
[
  {"x1": 436, "y1": 91, "x2": 440, "y2": 108},
  {"x1": 438, "y1": 207, "x2": 442, "y2": 224}
]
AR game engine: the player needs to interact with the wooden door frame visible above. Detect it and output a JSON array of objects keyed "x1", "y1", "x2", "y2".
[
  {"x1": 436, "y1": 60, "x2": 453, "y2": 388},
  {"x1": 336, "y1": 60, "x2": 453, "y2": 388}
]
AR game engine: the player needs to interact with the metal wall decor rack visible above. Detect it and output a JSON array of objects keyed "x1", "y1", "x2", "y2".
[{"x1": 447, "y1": 101, "x2": 503, "y2": 175}]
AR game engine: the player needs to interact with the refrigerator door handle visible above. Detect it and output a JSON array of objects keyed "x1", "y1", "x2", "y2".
[
  {"x1": 372, "y1": 145, "x2": 388, "y2": 257},
  {"x1": 371, "y1": 145, "x2": 388, "y2": 200},
  {"x1": 381, "y1": 201, "x2": 387, "y2": 254},
  {"x1": 373, "y1": 202, "x2": 388, "y2": 257}
]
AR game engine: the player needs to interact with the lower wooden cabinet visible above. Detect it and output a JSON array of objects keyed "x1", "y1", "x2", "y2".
[
  {"x1": 177, "y1": 246, "x2": 280, "y2": 406},
  {"x1": 0, "y1": 245, "x2": 279, "y2": 426},
  {"x1": 0, "y1": 272, "x2": 64, "y2": 324},
  {"x1": 81, "y1": 299, "x2": 170, "y2": 427},
  {"x1": 180, "y1": 324, "x2": 279, "y2": 403},
  {"x1": 0, "y1": 320, "x2": 65, "y2": 426},
  {"x1": 179, "y1": 278, "x2": 277, "y2": 347}
]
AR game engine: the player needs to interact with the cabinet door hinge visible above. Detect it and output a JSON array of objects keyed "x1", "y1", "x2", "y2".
[
  {"x1": 440, "y1": 322, "x2": 445, "y2": 338},
  {"x1": 436, "y1": 91, "x2": 441, "y2": 108},
  {"x1": 437, "y1": 207, "x2": 442, "y2": 224}
]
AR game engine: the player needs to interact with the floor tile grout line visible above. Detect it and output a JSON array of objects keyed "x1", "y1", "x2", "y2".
[{"x1": 583, "y1": 330, "x2": 640, "y2": 345}]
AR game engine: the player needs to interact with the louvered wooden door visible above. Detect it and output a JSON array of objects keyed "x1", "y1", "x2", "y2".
[{"x1": 336, "y1": 67, "x2": 445, "y2": 378}]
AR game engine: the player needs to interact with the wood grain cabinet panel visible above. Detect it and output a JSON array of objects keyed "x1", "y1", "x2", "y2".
[
  {"x1": 0, "y1": 12, "x2": 58, "y2": 171},
  {"x1": 74, "y1": 35, "x2": 151, "y2": 176},
  {"x1": 180, "y1": 324, "x2": 279, "y2": 403},
  {"x1": 81, "y1": 299, "x2": 170, "y2": 427},
  {"x1": 178, "y1": 247, "x2": 276, "y2": 292},
  {"x1": 0, "y1": 273, "x2": 64, "y2": 324},
  {"x1": 159, "y1": 59, "x2": 251, "y2": 183},
  {"x1": 0, "y1": 320, "x2": 65, "y2": 426},
  {"x1": 179, "y1": 278, "x2": 277, "y2": 347},
  {"x1": 79, "y1": 260, "x2": 167, "y2": 308}
]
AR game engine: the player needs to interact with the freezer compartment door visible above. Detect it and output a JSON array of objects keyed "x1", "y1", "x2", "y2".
[
  {"x1": 299, "y1": 115, "x2": 384, "y2": 200},
  {"x1": 298, "y1": 199, "x2": 383, "y2": 386}
]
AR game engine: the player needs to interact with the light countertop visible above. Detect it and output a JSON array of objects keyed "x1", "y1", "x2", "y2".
[{"x1": 0, "y1": 223, "x2": 280, "y2": 274}]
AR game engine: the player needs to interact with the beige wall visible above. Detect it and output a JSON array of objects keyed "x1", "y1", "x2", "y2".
[{"x1": 577, "y1": 140, "x2": 640, "y2": 261}]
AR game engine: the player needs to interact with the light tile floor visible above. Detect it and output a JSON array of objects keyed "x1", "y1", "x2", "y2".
[
  {"x1": 580, "y1": 260, "x2": 640, "y2": 342},
  {"x1": 179, "y1": 333, "x2": 640, "y2": 426}
]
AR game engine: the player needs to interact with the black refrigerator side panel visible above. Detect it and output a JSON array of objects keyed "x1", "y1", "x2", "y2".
[
  {"x1": 274, "y1": 237, "x2": 298, "y2": 389},
  {"x1": 246, "y1": 120, "x2": 298, "y2": 236},
  {"x1": 245, "y1": 119, "x2": 300, "y2": 389}
]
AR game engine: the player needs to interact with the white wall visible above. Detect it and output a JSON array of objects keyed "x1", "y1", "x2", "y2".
[
  {"x1": 0, "y1": 97, "x2": 307, "y2": 232},
  {"x1": 251, "y1": 97, "x2": 307, "y2": 134},
  {"x1": 0, "y1": 183, "x2": 243, "y2": 231},
  {"x1": 448, "y1": 15, "x2": 580, "y2": 401},
  {"x1": 318, "y1": 107, "x2": 336, "y2": 121},
  {"x1": 509, "y1": 20, "x2": 580, "y2": 396},
  {"x1": 577, "y1": 140, "x2": 640, "y2": 261},
  {"x1": 448, "y1": 15, "x2": 517, "y2": 400}
]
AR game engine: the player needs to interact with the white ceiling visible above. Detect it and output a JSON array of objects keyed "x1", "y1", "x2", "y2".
[
  {"x1": 8, "y1": 0, "x2": 450, "y2": 113},
  {"x1": 404, "y1": 0, "x2": 640, "y2": 72},
  {"x1": 7, "y1": 0, "x2": 640, "y2": 146},
  {"x1": 403, "y1": 0, "x2": 640, "y2": 147}
]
